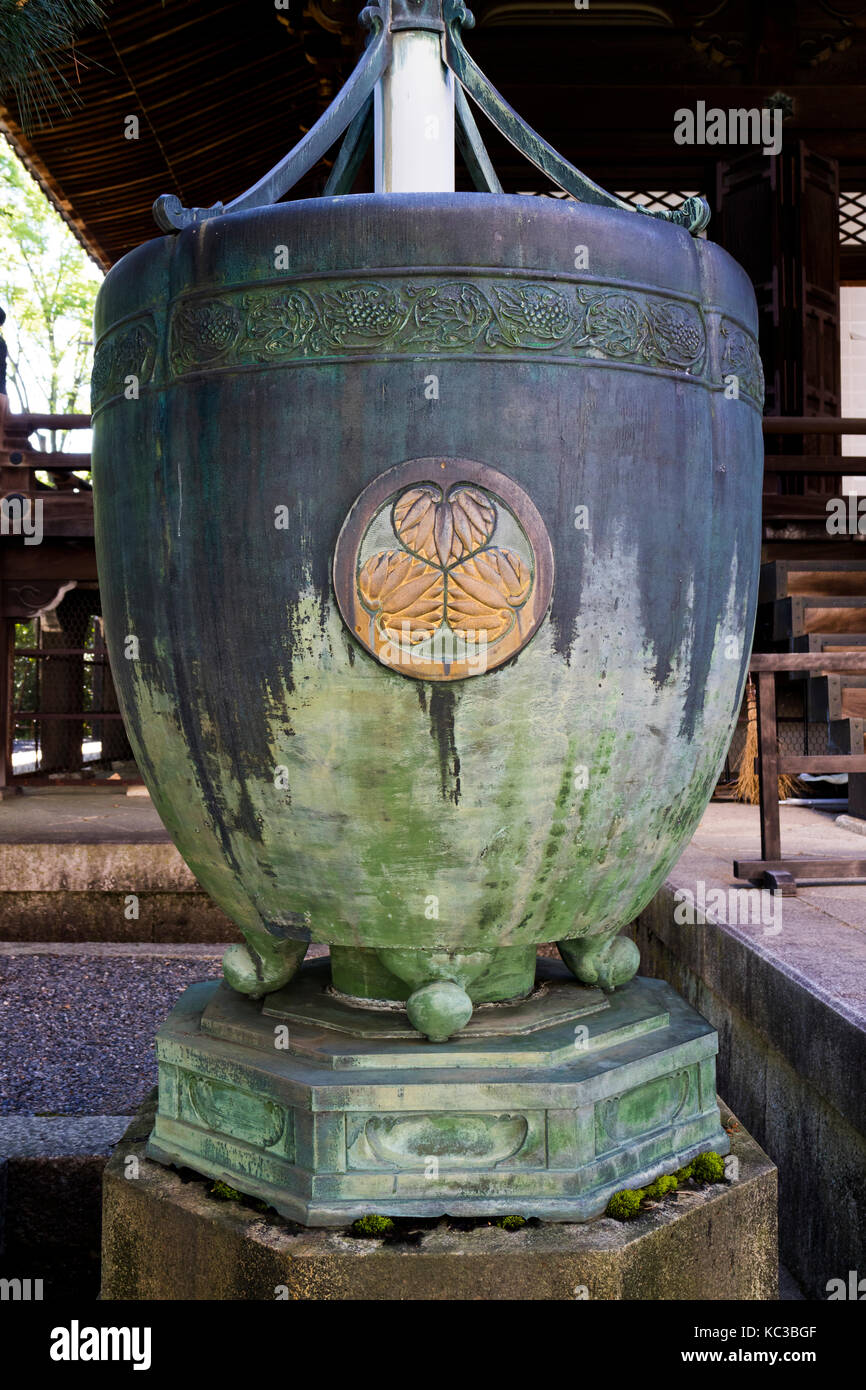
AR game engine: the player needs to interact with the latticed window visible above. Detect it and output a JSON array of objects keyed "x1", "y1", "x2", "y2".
[
  {"x1": 840, "y1": 192, "x2": 866, "y2": 247},
  {"x1": 515, "y1": 189, "x2": 705, "y2": 233},
  {"x1": 615, "y1": 190, "x2": 700, "y2": 214},
  {"x1": 516, "y1": 189, "x2": 699, "y2": 211}
]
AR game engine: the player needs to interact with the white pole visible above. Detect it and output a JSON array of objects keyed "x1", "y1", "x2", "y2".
[{"x1": 374, "y1": 29, "x2": 455, "y2": 193}]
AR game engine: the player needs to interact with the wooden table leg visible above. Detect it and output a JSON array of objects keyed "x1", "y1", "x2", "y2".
[{"x1": 756, "y1": 670, "x2": 782, "y2": 864}]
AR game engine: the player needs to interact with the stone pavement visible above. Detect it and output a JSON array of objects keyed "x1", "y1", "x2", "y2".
[
  {"x1": 0, "y1": 943, "x2": 225, "y2": 1118},
  {"x1": 680, "y1": 801, "x2": 866, "y2": 1024},
  {"x1": 630, "y1": 801, "x2": 866, "y2": 1301},
  {"x1": 0, "y1": 786, "x2": 170, "y2": 843},
  {"x1": 0, "y1": 942, "x2": 330, "y2": 1120}
]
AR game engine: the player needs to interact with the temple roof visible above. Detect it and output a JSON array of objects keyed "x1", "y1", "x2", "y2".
[{"x1": 2, "y1": 0, "x2": 866, "y2": 268}]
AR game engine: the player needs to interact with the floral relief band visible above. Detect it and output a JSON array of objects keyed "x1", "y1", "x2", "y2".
[{"x1": 91, "y1": 279, "x2": 764, "y2": 413}]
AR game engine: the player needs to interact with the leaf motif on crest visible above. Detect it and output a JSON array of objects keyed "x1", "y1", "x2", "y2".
[
  {"x1": 394, "y1": 484, "x2": 496, "y2": 565},
  {"x1": 357, "y1": 551, "x2": 444, "y2": 643},
  {"x1": 447, "y1": 550, "x2": 532, "y2": 639},
  {"x1": 359, "y1": 482, "x2": 533, "y2": 650}
]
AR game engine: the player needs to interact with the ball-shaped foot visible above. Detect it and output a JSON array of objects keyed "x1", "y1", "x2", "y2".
[
  {"x1": 557, "y1": 933, "x2": 640, "y2": 992},
  {"x1": 406, "y1": 980, "x2": 473, "y2": 1042},
  {"x1": 222, "y1": 940, "x2": 306, "y2": 998}
]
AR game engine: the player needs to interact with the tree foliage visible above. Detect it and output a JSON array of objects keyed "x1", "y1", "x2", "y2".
[{"x1": 0, "y1": 144, "x2": 102, "y2": 452}]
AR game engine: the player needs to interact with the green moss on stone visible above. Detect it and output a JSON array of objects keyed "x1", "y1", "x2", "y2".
[
  {"x1": 644, "y1": 1174, "x2": 678, "y2": 1201},
  {"x1": 494, "y1": 1214, "x2": 527, "y2": 1230},
  {"x1": 209, "y1": 1180, "x2": 243, "y2": 1201},
  {"x1": 691, "y1": 1151, "x2": 726, "y2": 1184},
  {"x1": 351, "y1": 1214, "x2": 395, "y2": 1238},
  {"x1": 606, "y1": 1188, "x2": 644, "y2": 1220},
  {"x1": 608, "y1": 1163, "x2": 689, "y2": 1217}
]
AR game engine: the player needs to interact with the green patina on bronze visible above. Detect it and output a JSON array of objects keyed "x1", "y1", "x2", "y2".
[
  {"x1": 145, "y1": 962, "x2": 731, "y2": 1224},
  {"x1": 330, "y1": 942, "x2": 538, "y2": 1002},
  {"x1": 91, "y1": 193, "x2": 762, "y2": 1021}
]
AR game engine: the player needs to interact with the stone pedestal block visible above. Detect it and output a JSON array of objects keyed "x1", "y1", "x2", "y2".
[{"x1": 102, "y1": 1094, "x2": 777, "y2": 1300}]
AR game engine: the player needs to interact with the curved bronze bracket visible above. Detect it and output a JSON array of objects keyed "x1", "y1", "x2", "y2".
[
  {"x1": 153, "y1": 0, "x2": 710, "y2": 237},
  {"x1": 153, "y1": 10, "x2": 391, "y2": 232},
  {"x1": 441, "y1": 2, "x2": 710, "y2": 233}
]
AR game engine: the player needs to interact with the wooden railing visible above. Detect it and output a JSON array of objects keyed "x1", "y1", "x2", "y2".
[
  {"x1": 762, "y1": 416, "x2": 866, "y2": 523},
  {"x1": 733, "y1": 652, "x2": 866, "y2": 893},
  {"x1": 3, "y1": 409, "x2": 864, "y2": 523},
  {"x1": 2, "y1": 405, "x2": 92, "y2": 464},
  {"x1": 1, "y1": 403, "x2": 93, "y2": 542}
]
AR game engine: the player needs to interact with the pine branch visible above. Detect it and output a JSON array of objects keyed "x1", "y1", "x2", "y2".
[{"x1": 0, "y1": 0, "x2": 108, "y2": 131}]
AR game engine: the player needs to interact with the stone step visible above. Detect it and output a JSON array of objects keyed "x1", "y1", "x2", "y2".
[
  {"x1": 103, "y1": 1091, "x2": 778, "y2": 1300},
  {"x1": 760, "y1": 559, "x2": 866, "y2": 603},
  {"x1": 631, "y1": 800, "x2": 866, "y2": 1300},
  {"x1": 807, "y1": 674, "x2": 866, "y2": 723},
  {"x1": 763, "y1": 595, "x2": 866, "y2": 640},
  {"x1": 0, "y1": 843, "x2": 239, "y2": 942},
  {"x1": 0, "y1": 790, "x2": 237, "y2": 942}
]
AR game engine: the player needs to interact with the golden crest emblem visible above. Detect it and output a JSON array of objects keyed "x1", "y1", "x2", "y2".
[{"x1": 334, "y1": 458, "x2": 554, "y2": 680}]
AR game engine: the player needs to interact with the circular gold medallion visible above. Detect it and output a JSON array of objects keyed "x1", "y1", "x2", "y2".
[{"x1": 333, "y1": 457, "x2": 554, "y2": 680}]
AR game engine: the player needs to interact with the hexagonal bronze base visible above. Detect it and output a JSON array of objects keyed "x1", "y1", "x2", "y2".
[{"x1": 147, "y1": 960, "x2": 729, "y2": 1225}]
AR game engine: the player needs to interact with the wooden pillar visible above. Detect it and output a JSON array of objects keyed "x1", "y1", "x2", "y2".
[
  {"x1": 716, "y1": 141, "x2": 841, "y2": 489},
  {"x1": 756, "y1": 671, "x2": 781, "y2": 863},
  {"x1": 0, "y1": 615, "x2": 14, "y2": 795},
  {"x1": 38, "y1": 592, "x2": 86, "y2": 775},
  {"x1": 93, "y1": 616, "x2": 133, "y2": 764}
]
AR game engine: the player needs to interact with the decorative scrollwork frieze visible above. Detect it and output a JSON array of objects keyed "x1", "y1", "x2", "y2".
[
  {"x1": 94, "y1": 281, "x2": 764, "y2": 412},
  {"x1": 719, "y1": 318, "x2": 765, "y2": 406},
  {"x1": 166, "y1": 275, "x2": 722, "y2": 384},
  {"x1": 91, "y1": 318, "x2": 158, "y2": 411}
]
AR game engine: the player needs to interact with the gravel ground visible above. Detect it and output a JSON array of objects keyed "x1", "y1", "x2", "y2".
[
  {"x1": 0, "y1": 942, "x2": 537, "y2": 1116},
  {"x1": 0, "y1": 954, "x2": 224, "y2": 1115}
]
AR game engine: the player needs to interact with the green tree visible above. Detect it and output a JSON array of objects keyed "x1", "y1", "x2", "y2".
[
  {"x1": 13, "y1": 621, "x2": 37, "y2": 712},
  {"x1": 0, "y1": 144, "x2": 102, "y2": 454}
]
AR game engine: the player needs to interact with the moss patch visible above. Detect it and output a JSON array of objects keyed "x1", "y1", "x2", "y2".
[
  {"x1": 351, "y1": 1214, "x2": 396, "y2": 1238},
  {"x1": 209, "y1": 1180, "x2": 243, "y2": 1201},
  {"x1": 606, "y1": 1152, "x2": 726, "y2": 1220},
  {"x1": 606, "y1": 1189, "x2": 644, "y2": 1221},
  {"x1": 691, "y1": 1151, "x2": 726, "y2": 1184},
  {"x1": 644, "y1": 1173, "x2": 678, "y2": 1201},
  {"x1": 206, "y1": 1179, "x2": 272, "y2": 1214},
  {"x1": 494, "y1": 1214, "x2": 527, "y2": 1231}
]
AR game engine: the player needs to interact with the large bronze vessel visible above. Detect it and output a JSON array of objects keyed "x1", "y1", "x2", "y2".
[
  {"x1": 91, "y1": 0, "x2": 762, "y2": 1220},
  {"x1": 93, "y1": 191, "x2": 761, "y2": 1025}
]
